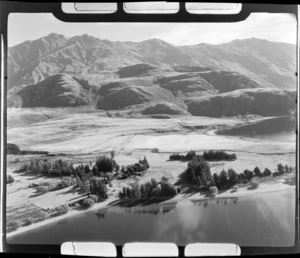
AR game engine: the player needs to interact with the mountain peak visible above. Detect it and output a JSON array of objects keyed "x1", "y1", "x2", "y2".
[
  {"x1": 139, "y1": 38, "x2": 173, "y2": 47},
  {"x1": 45, "y1": 33, "x2": 66, "y2": 39}
]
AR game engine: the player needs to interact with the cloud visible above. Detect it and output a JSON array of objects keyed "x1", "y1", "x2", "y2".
[{"x1": 154, "y1": 13, "x2": 297, "y2": 45}]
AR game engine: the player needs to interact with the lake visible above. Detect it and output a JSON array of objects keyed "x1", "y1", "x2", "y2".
[{"x1": 7, "y1": 189, "x2": 295, "y2": 247}]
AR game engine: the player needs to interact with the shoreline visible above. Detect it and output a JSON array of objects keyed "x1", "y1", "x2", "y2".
[{"x1": 7, "y1": 182, "x2": 295, "y2": 239}]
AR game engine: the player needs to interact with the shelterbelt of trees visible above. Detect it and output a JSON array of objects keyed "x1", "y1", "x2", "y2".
[
  {"x1": 118, "y1": 178, "x2": 180, "y2": 200},
  {"x1": 181, "y1": 154, "x2": 293, "y2": 191},
  {"x1": 16, "y1": 153, "x2": 149, "y2": 180},
  {"x1": 169, "y1": 150, "x2": 237, "y2": 162}
]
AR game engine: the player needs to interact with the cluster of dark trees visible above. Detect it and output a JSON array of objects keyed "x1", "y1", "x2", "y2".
[
  {"x1": 94, "y1": 155, "x2": 119, "y2": 173},
  {"x1": 18, "y1": 159, "x2": 74, "y2": 176},
  {"x1": 184, "y1": 156, "x2": 212, "y2": 189},
  {"x1": 17, "y1": 155, "x2": 150, "y2": 182},
  {"x1": 273, "y1": 163, "x2": 293, "y2": 177},
  {"x1": 7, "y1": 175, "x2": 14, "y2": 184},
  {"x1": 17, "y1": 154, "x2": 152, "y2": 203},
  {"x1": 213, "y1": 169, "x2": 241, "y2": 190},
  {"x1": 118, "y1": 178, "x2": 178, "y2": 200},
  {"x1": 202, "y1": 150, "x2": 237, "y2": 161},
  {"x1": 212, "y1": 167, "x2": 270, "y2": 190},
  {"x1": 170, "y1": 150, "x2": 236, "y2": 162},
  {"x1": 18, "y1": 155, "x2": 120, "y2": 178},
  {"x1": 118, "y1": 157, "x2": 150, "y2": 179},
  {"x1": 183, "y1": 155, "x2": 292, "y2": 191},
  {"x1": 212, "y1": 167, "x2": 275, "y2": 190},
  {"x1": 169, "y1": 150, "x2": 198, "y2": 161}
]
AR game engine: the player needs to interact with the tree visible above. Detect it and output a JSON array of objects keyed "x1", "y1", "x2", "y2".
[
  {"x1": 126, "y1": 187, "x2": 132, "y2": 199},
  {"x1": 284, "y1": 165, "x2": 289, "y2": 174},
  {"x1": 253, "y1": 167, "x2": 262, "y2": 177},
  {"x1": 277, "y1": 164, "x2": 285, "y2": 175},
  {"x1": 228, "y1": 168, "x2": 239, "y2": 186},
  {"x1": 140, "y1": 184, "x2": 146, "y2": 198},
  {"x1": 200, "y1": 172, "x2": 207, "y2": 186},
  {"x1": 160, "y1": 181, "x2": 177, "y2": 198},
  {"x1": 209, "y1": 186, "x2": 218, "y2": 195},
  {"x1": 36, "y1": 160, "x2": 43, "y2": 173},
  {"x1": 110, "y1": 150, "x2": 115, "y2": 159},
  {"x1": 219, "y1": 169, "x2": 228, "y2": 187},
  {"x1": 83, "y1": 198, "x2": 95, "y2": 208},
  {"x1": 238, "y1": 173, "x2": 245, "y2": 181},
  {"x1": 186, "y1": 167, "x2": 196, "y2": 184},
  {"x1": 42, "y1": 161, "x2": 50, "y2": 174},
  {"x1": 82, "y1": 181, "x2": 90, "y2": 196},
  {"x1": 132, "y1": 184, "x2": 141, "y2": 199},
  {"x1": 196, "y1": 176, "x2": 201, "y2": 187},
  {"x1": 186, "y1": 150, "x2": 197, "y2": 160},
  {"x1": 151, "y1": 178, "x2": 158, "y2": 189},
  {"x1": 243, "y1": 169, "x2": 254, "y2": 181},
  {"x1": 186, "y1": 156, "x2": 211, "y2": 185},
  {"x1": 30, "y1": 160, "x2": 37, "y2": 173},
  {"x1": 212, "y1": 173, "x2": 219, "y2": 188},
  {"x1": 7, "y1": 175, "x2": 14, "y2": 184},
  {"x1": 121, "y1": 186, "x2": 128, "y2": 199},
  {"x1": 89, "y1": 178, "x2": 108, "y2": 199},
  {"x1": 95, "y1": 156, "x2": 119, "y2": 173},
  {"x1": 263, "y1": 168, "x2": 272, "y2": 177},
  {"x1": 92, "y1": 165, "x2": 99, "y2": 176},
  {"x1": 143, "y1": 156, "x2": 150, "y2": 169}
]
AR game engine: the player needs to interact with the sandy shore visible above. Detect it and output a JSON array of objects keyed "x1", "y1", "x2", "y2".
[{"x1": 7, "y1": 181, "x2": 295, "y2": 239}]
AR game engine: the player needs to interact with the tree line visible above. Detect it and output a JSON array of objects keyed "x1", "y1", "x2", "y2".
[
  {"x1": 169, "y1": 150, "x2": 237, "y2": 162},
  {"x1": 16, "y1": 154, "x2": 150, "y2": 181},
  {"x1": 118, "y1": 156, "x2": 150, "y2": 179},
  {"x1": 182, "y1": 155, "x2": 293, "y2": 192},
  {"x1": 118, "y1": 178, "x2": 179, "y2": 200}
]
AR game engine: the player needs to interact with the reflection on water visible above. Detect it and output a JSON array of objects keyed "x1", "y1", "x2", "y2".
[
  {"x1": 8, "y1": 189, "x2": 295, "y2": 247},
  {"x1": 191, "y1": 197, "x2": 238, "y2": 207},
  {"x1": 107, "y1": 202, "x2": 177, "y2": 216}
]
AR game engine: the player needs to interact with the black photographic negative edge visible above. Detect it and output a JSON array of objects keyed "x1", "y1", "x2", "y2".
[{"x1": 0, "y1": 1, "x2": 298, "y2": 256}]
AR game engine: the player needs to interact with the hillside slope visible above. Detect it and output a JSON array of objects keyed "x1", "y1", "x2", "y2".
[
  {"x1": 13, "y1": 74, "x2": 92, "y2": 108},
  {"x1": 185, "y1": 88, "x2": 296, "y2": 117},
  {"x1": 96, "y1": 78, "x2": 175, "y2": 110}
]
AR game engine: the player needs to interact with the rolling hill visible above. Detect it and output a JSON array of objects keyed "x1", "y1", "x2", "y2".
[
  {"x1": 13, "y1": 74, "x2": 93, "y2": 108},
  {"x1": 185, "y1": 88, "x2": 296, "y2": 117}
]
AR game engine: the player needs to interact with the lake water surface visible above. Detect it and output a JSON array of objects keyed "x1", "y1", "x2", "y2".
[{"x1": 8, "y1": 189, "x2": 295, "y2": 247}]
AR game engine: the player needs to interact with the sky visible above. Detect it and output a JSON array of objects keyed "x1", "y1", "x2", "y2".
[{"x1": 8, "y1": 12, "x2": 297, "y2": 47}]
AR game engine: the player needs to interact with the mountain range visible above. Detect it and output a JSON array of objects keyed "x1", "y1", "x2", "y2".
[
  {"x1": 8, "y1": 33, "x2": 296, "y2": 89},
  {"x1": 7, "y1": 33, "x2": 297, "y2": 117}
]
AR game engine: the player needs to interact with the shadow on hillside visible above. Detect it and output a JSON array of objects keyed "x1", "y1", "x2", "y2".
[
  {"x1": 29, "y1": 191, "x2": 46, "y2": 198},
  {"x1": 55, "y1": 188, "x2": 76, "y2": 196},
  {"x1": 166, "y1": 159, "x2": 189, "y2": 163},
  {"x1": 107, "y1": 197, "x2": 174, "y2": 208},
  {"x1": 247, "y1": 186, "x2": 258, "y2": 190}
]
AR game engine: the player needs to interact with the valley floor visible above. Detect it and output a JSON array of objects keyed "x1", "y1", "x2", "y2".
[{"x1": 6, "y1": 108, "x2": 296, "y2": 237}]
